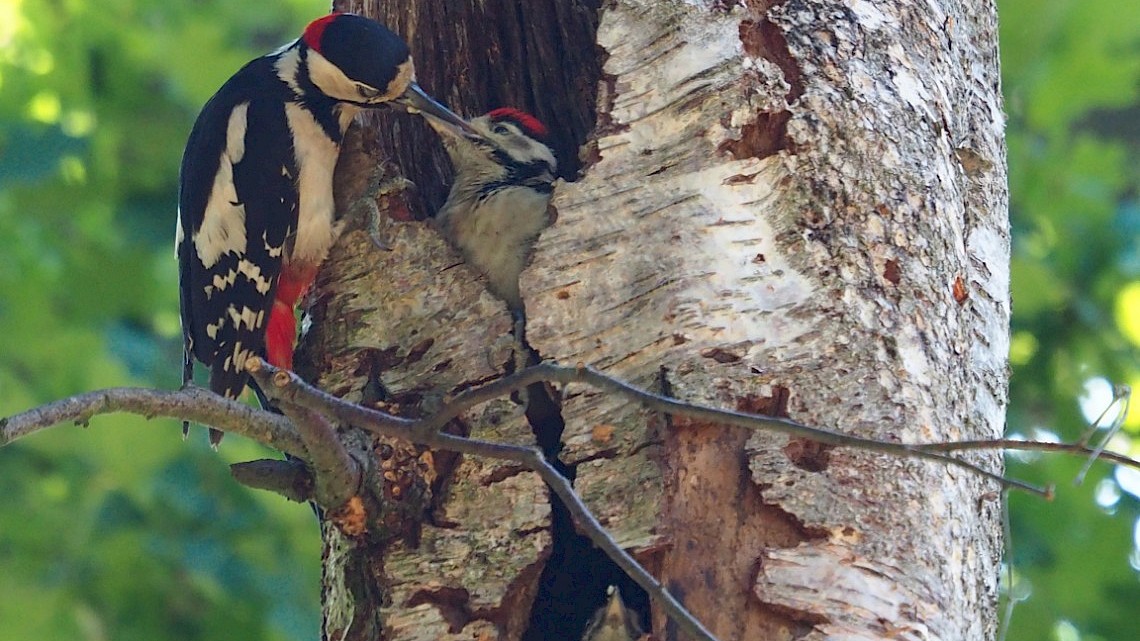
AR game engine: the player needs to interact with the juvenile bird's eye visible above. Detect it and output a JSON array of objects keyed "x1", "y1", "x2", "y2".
[
  {"x1": 492, "y1": 124, "x2": 511, "y2": 135},
  {"x1": 356, "y1": 84, "x2": 382, "y2": 99}
]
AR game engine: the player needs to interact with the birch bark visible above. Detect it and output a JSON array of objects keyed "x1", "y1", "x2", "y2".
[{"x1": 306, "y1": 1, "x2": 1009, "y2": 640}]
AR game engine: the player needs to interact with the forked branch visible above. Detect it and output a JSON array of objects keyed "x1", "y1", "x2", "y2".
[{"x1": 8, "y1": 360, "x2": 1140, "y2": 640}]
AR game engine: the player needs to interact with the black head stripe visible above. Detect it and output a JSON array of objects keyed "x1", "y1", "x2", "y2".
[
  {"x1": 511, "y1": 159, "x2": 554, "y2": 185},
  {"x1": 315, "y1": 15, "x2": 410, "y2": 93},
  {"x1": 296, "y1": 51, "x2": 346, "y2": 143},
  {"x1": 477, "y1": 156, "x2": 555, "y2": 198}
]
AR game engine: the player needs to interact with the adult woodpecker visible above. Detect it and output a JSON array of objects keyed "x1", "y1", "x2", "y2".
[
  {"x1": 177, "y1": 12, "x2": 472, "y2": 444},
  {"x1": 424, "y1": 108, "x2": 557, "y2": 311},
  {"x1": 582, "y1": 586, "x2": 645, "y2": 641}
]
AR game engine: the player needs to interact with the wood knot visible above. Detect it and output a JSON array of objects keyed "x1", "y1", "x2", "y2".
[{"x1": 272, "y1": 370, "x2": 291, "y2": 388}]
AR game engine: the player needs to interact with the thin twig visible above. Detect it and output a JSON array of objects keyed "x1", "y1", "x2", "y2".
[
  {"x1": 997, "y1": 489, "x2": 1015, "y2": 641},
  {"x1": 1075, "y1": 385, "x2": 1131, "y2": 485},
  {"x1": 437, "y1": 433, "x2": 721, "y2": 641},
  {"x1": 422, "y1": 363, "x2": 1044, "y2": 496},
  {"x1": 0, "y1": 386, "x2": 306, "y2": 455},
  {"x1": 916, "y1": 438, "x2": 1140, "y2": 472}
]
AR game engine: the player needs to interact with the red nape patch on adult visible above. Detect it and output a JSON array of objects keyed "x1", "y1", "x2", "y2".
[
  {"x1": 302, "y1": 12, "x2": 342, "y2": 52},
  {"x1": 488, "y1": 108, "x2": 549, "y2": 139}
]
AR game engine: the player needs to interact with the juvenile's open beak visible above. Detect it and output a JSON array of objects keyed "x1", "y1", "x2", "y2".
[{"x1": 394, "y1": 83, "x2": 478, "y2": 137}]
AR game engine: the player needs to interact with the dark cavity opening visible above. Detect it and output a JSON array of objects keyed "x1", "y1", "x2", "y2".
[
  {"x1": 335, "y1": 0, "x2": 654, "y2": 637},
  {"x1": 341, "y1": 0, "x2": 604, "y2": 215}
]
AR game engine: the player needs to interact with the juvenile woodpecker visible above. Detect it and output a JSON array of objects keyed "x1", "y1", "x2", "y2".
[
  {"x1": 582, "y1": 586, "x2": 645, "y2": 641},
  {"x1": 425, "y1": 108, "x2": 557, "y2": 311},
  {"x1": 177, "y1": 12, "x2": 471, "y2": 444}
]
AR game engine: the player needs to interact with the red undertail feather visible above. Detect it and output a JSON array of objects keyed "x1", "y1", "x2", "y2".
[
  {"x1": 266, "y1": 264, "x2": 320, "y2": 371},
  {"x1": 266, "y1": 300, "x2": 297, "y2": 371}
]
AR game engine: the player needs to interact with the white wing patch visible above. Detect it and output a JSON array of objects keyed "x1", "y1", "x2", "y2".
[
  {"x1": 193, "y1": 103, "x2": 250, "y2": 269},
  {"x1": 203, "y1": 259, "x2": 270, "y2": 297},
  {"x1": 211, "y1": 269, "x2": 238, "y2": 293}
]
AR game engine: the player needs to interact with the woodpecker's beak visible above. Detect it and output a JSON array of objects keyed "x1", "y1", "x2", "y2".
[
  {"x1": 394, "y1": 84, "x2": 477, "y2": 136},
  {"x1": 420, "y1": 112, "x2": 485, "y2": 145}
]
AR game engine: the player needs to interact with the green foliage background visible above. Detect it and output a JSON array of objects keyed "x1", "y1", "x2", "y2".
[
  {"x1": 0, "y1": 2, "x2": 323, "y2": 640},
  {"x1": 1002, "y1": 1, "x2": 1140, "y2": 639},
  {"x1": 0, "y1": 1, "x2": 1138, "y2": 639}
]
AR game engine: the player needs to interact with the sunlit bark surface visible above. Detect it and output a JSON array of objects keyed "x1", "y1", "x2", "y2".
[{"x1": 305, "y1": 1, "x2": 1008, "y2": 639}]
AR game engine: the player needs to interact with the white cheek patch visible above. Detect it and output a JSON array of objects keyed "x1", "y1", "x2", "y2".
[
  {"x1": 194, "y1": 103, "x2": 249, "y2": 268},
  {"x1": 306, "y1": 51, "x2": 414, "y2": 104},
  {"x1": 526, "y1": 139, "x2": 557, "y2": 173},
  {"x1": 307, "y1": 50, "x2": 361, "y2": 103},
  {"x1": 383, "y1": 60, "x2": 415, "y2": 102}
]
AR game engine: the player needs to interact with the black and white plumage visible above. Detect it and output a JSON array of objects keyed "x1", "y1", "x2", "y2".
[
  {"x1": 426, "y1": 108, "x2": 557, "y2": 310},
  {"x1": 177, "y1": 12, "x2": 471, "y2": 444}
]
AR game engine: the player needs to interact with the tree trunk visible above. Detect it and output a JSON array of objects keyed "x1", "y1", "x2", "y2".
[{"x1": 303, "y1": 1, "x2": 1009, "y2": 640}]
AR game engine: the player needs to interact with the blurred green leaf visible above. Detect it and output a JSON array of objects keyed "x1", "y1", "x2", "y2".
[
  {"x1": 0, "y1": 2, "x2": 321, "y2": 639},
  {"x1": 1001, "y1": 0, "x2": 1140, "y2": 639}
]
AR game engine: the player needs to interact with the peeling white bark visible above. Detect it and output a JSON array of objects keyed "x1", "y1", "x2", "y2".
[
  {"x1": 521, "y1": 0, "x2": 1008, "y2": 639},
  {"x1": 311, "y1": 0, "x2": 1007, "y2": 638}
]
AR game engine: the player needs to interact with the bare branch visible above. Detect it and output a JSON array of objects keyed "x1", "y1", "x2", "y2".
[
  {"x1": 13, "y1": 360, "x2": 1126, "y2": 641},
  {"x1": 420, "y1": 363, "x2": 1047, "y2": 497},
  {"x1": 256, "y1": 361, "x2": 720, "y2": 641},
  {"x1": 284, "y1": 403, "x2": 361, "y2": 506},
  {"x1": 250, "y1": 360, "x2": 361, "y2": 509},
  {"x1": 247, "y1": 361, "x2": 421, "y2": 440},
  {"x1": 230, "y1": 459, "x2": 314, "y2": 502},
  {"x1": 0, "y1": 386, "x2": 306, "y2": 455}
]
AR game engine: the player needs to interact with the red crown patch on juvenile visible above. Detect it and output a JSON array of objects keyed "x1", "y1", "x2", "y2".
[
  {"x1": 488, "y1": 108, "x2": 549, "y2": 139},
  {"x1": 302, "y1": 12, "x2": 342, "y2": 52}
]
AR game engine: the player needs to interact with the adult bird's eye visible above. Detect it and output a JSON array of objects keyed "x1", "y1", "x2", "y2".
[
  {"x1": 356, "y1": 84, "x2": 382, "y2": 99},
  {"x1": 492, "y1": 124, "x2": 511, "y2": 135}
]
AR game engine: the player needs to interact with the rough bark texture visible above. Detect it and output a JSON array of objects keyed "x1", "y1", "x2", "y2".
[{"x1": 303, "y1": 1, "x2": 1008, "y2": 640}]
